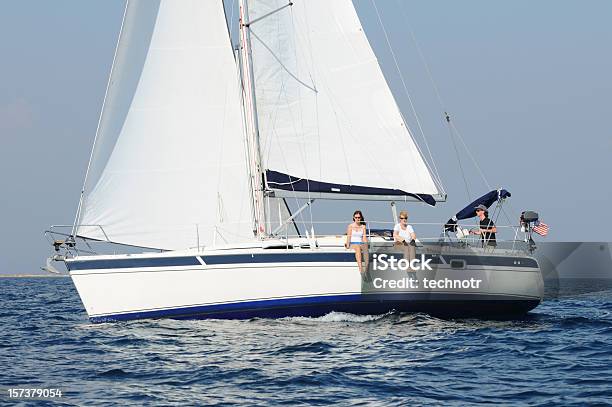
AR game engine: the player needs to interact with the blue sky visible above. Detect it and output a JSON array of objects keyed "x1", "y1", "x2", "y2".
[{"x1": 0, "y1": 0, "x2": 610, "y2": 273}]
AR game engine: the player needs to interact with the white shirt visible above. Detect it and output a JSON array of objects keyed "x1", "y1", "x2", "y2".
[
  {"x1": 394, "y1": 223, "x2": 414, "y2": 242},
  {"x1": 350, "y1": 227, "x2": 364, "y2": 244}
]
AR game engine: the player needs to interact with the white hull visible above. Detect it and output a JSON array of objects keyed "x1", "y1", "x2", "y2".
[{"x1": 67, "y1": 242, "x2": 544, "y2": 322}]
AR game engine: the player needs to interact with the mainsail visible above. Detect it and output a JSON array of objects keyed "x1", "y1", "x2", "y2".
[
  {"x1": 245, "y1": 0, "x2": 444, "y2": 203},
  {"x1": 75, "y1": 0, "x2": 445, "y2": 251},
  {"x1": 77, "y1": 0, "x2": 254, "y2": 250}
]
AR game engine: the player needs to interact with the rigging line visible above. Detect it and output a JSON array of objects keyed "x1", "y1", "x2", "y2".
[
  {"x1": 292, "y1": 2, "x2": 317, "y2": 228},
  {"x1": 449, "y1": 119, "x2": 492, "y2": 191},
  {"x1": 312, "y1": 91, "x2": 320, "y2": 228},
  {"x1": 262, "y1": 76, "x2": 287, "y2": 165},
  {"x1": 269, "y1": 79, "x2": 311, "y2": 234},
  {"x1": 394, "y1": 0, "x2": 446, "y2": 113},
  {"x1": 237, "y1": 39, "x2": 259, "y2": 234},
  {"x1": 296, "y1": 8, "x2": 389, "y2": 190},
  {"x1": 268, "y1": 178, "x2": 303, "y2": 186},
  {"x1": 397, "y1": 108, "x2": 445, "y2": 194},
  {"x1": 264, "y1": 101, "x2": 310, "y2": 235},
  {"x1": 322, "y1": 71, "x2": 407, "y2": 192},
  {"x1": 395, "y1": 1, "x2": 497, "y2": 201},
  {"x1": 229, "y1": 0, "x2": 236, "y2": 46},
  {"x1": 493, "y1": 186, "x2": 519, "y2": 228},
  {"x1": 260, "y1": 71, "x2": 297, "y2": 184},
  {"x1": 393, "y1": 0, "x2": 446, "y2": 193},
  {"x1": 71, "y1": 0, "x2": 129, "y2": 239},
  {"x1": 371, "y1": 0, "x2": 444, "y2": 193},
  {"x1": 215, "y1": 0, "x2": 243, "y2": 228},
  {"x1": 240, "y1": 3, "x2": 265, "y2": 236},
  {"x1": 337, "y1": 23, "x2": 432, "y2": 191},
  {"x1": 306, "y1": 67, "x2": 353, "y2": 187},
  {"x1": 447, "y1": 114, "x2": 472, "y2": 201},
  {"x1": 500, "y1": 202, "x2": 517, "y2": 229},
  {"x1": 214, "y1": 56, "x2": 237, "y2": 228},
  {"x1": 249, "y1": 29, "x2": 317, "y2": 93},
  {"x1": 287, "y1": 7, "x2": 311, "y2": 216},
  {"x1": 243, "y1": 1, "x2": 293, "y2": 27},
  {"x1": 307, "y1": 22, "x2": 398, "y2": 190},
  {"x1": 493, "y1": 198, "x2": 520, "y2": 244},
  {"x1": 249, "y1": 9, "x2": 317, "y2": 233},
  {"x1": 490, "y1": 199, "x2": 505, "y2": 246},
  {"x1": 323, "y1": 79, "x2": 384, "y2": 188}
]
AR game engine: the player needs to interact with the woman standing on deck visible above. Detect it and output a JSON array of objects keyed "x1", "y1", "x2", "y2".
[{"x1": 345, "y1": 210, "x2": 368, "y2": 274}]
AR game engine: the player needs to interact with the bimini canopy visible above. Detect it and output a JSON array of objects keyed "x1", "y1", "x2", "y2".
[{"x1": 445, "y1": 189, "x2": 511, "y2": 231}]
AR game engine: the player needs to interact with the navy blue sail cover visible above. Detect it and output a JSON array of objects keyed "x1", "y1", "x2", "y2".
[
  {"x1": 445, "y1": 189, "x2": 511, "y2": 231},
  {"x1": 266, "y1": 170, "x2": 436, "y2": 206}
]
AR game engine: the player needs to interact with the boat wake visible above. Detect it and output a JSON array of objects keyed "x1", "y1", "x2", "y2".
[{"x1": 281, "y1": 311, "x2": 396, "y2": 323}]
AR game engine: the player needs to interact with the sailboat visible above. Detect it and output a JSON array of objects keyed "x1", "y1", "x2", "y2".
[{"x1": 48, "y1": 0, "x2": 544, "y2": 322}]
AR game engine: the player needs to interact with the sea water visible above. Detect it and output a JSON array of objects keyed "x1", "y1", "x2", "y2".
[{"x1": 1, "y1": 277, "x2": 611, "y2": 405}]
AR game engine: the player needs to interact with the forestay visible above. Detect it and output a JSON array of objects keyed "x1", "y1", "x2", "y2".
[
  {"x1": 246, "y1": 0, "x2": 443, "y2": 203},
  {"x1": 77, "y1": 0, "x2": 254, "y2": 250}
]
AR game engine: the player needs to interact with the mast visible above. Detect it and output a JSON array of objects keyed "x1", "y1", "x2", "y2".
[{"x1": 239, "y1": 0, "x2": 267, "y2": 239}]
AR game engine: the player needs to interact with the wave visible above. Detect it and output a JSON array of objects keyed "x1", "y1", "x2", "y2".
[
  {"x1": 272, "y1": 341, "x2": 334, "y2": 355},
  {"x1": 280, "y1": 311, "x2": 395, "y2": 323},
  {"x1": 2, "y1": 278, "x2": 612, "y2": 405},
  {"x1": 97, "y1": 368, "x2": 130, "y2": 378}
]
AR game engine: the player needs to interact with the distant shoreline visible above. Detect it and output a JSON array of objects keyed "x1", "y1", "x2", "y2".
[{"x1": 0, "y1": 274, "x2": 69, "y2": 278}]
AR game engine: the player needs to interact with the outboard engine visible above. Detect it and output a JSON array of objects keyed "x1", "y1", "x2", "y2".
[
  {"x1": 520, "y1": 211, "x2": 539, "y2": 252},
  {"x1": 521, "y1": 211, "x2": 539, "y2": 224}
]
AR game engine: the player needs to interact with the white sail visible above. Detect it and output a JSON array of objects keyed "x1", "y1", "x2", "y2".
[
  {"x1": 265, "y1": 197, "x2": 300, "y2": 236},
  {"x1": 77, "y1": 0, "x2": 254, "y2": 249},
  {"x1": 246, "y1": 0, "x2": 442, "y2": 202}
]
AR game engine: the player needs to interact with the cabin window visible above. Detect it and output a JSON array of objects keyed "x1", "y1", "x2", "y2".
[{"x1": 450, "y1": 259, "x2": 466, "y2": 269}]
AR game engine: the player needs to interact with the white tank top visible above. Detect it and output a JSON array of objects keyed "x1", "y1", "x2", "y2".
[{"x1": 350, "y1": 227, "x2": 364, "y2": 244}]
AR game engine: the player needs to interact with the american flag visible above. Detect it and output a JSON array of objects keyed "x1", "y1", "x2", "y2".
[{"x1": 533, "y1": 222, "x2": 549, "y2": 236}]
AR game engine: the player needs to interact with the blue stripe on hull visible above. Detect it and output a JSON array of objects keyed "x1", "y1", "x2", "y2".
[
  {"x1": 67, "y1": 256, "x2": 201, "y2": 271},
  {"x1": 68, "y1": 252, "x2": 538, "y2": 270},
  {"x1": 89, "y1": 293, "x2": 541, "y2": 323},
  {"x1": 201, "y1": 252, "x2": 355, "y2": 265}
]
